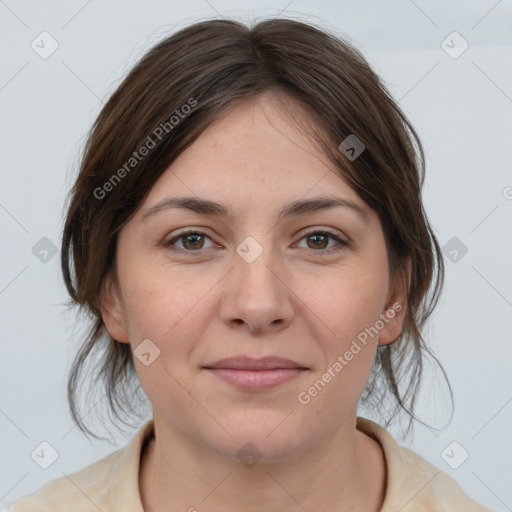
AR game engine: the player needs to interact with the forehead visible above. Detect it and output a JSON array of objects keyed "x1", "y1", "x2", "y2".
[{"x1": 142, "y1": 91, "x2": 366, "y2": 212}]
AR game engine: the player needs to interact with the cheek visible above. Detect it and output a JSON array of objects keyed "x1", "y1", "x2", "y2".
[
  {"x1": 296, "y1": 262, "x2": 389, "y2": 343},
  {"x1": 118, "y1": 259, "x2": 218, "y2": 355},
  {"x1": 297, "y1": 273, "x2": 385, "y2": 415}
]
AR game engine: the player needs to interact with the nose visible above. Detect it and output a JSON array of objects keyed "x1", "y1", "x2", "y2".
[{"x1": 219, "y1": 246, "x2": 295, "y2": 335}]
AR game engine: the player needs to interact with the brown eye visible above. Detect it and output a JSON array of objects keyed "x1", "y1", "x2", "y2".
[
  {"x1": 181, "y1": 233, "x2": 205, "y2": 250},
  {"x1": 306, "y1": 233, "x2": 329, "y2": 249},
  {"x1": 164, "y1": 230, "x2": 215, "y2": 251},
  {"x1": 297, "y1": 229, "x2": 349, "y2": 252}
]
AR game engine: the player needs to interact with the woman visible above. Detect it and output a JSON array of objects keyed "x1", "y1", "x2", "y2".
[{"x1": 9, "y1": 17, "x2": 494, "y2": 512}]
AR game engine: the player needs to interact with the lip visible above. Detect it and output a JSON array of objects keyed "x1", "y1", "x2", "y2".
[
  {"x1": 204, "y1": 356, "x2": 307, "y2": 371},
  {"x1": 206, "y1": 368, "x2": 306, "y2": 390},
  {"x1": 203, "y1": 356, "x2": 308, "y2": 391}
]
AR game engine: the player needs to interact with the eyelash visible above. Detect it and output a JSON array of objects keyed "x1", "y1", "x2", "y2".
[{"x1": 163, "y1": 228, "x2": 350, "y2": 255}]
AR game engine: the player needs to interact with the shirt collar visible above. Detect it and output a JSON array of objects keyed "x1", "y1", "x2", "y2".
[{"x1": 107, "y1": 416, "x2": 431, "y2": 511}]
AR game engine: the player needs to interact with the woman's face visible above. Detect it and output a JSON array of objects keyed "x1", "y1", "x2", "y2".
[{"x1": 101, "y1": 90, "x2": 407, "y2": 460}]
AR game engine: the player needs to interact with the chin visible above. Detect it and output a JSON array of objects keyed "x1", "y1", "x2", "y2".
[{"x1": 202, "y1": 413, "x2": 305, "y2": 462}]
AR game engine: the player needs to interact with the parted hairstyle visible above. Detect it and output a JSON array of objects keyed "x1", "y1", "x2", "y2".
[{"x1": 61, "y1": 17, "x2": 451, "y2": 440}]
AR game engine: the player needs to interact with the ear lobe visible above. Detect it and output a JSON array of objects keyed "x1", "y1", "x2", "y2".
[
  {"x1": 378, "y1": 258, "x2": 410, "y2": 346},
  {"x1": 99, "y1": 273, "x2": 130, "y2": 343}
]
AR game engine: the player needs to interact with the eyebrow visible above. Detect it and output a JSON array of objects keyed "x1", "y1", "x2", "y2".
[{"x1": 140, "y1": 194, "x2": 370, "y2": 224}]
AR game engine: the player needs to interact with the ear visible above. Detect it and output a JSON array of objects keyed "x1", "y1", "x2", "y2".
[
  {"x1": 99, "y1": 272, "x2": 130, "y2": 343},
  {"x1": 378, "y1": 258, "x2": 410, "y2": 346}
]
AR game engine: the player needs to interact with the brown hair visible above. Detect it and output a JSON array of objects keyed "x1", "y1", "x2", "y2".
[{"x1": 61, "y1": 17, "x2": 451, "y2": 441}]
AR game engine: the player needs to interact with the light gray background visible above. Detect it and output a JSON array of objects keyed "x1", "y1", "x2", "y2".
[{"x1": 1, "y1": 1, "x2": 511, "y2": 510}]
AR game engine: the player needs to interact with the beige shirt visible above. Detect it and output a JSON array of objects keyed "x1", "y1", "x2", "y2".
[{"x1": 9, "y1": 417, "x2": 494, "y2": 511}]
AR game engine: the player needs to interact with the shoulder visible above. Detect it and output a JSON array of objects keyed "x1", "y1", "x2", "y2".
[
  {"x1": 356, "y1": 417, "x2": 496, "y2": 512},
  {"x1": 8, "y1": 448, "x2": 122, "y2": 512},
  {"x1": 8, "y1": 419, "x2": 154, "y2": 512}
]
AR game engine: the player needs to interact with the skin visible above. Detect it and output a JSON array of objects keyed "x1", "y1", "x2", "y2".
[{"x1": 100, "y1": 90, "x2": 409, "y2": 512}]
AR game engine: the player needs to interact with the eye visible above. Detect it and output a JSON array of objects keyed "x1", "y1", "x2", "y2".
[
  {"x1": 163, "y1": 228, "x2": 350, "y2": 254},
  {"x1": 295, "y1": 229, "x2": 349, "y2": 252},
  {"x1": 164, "y1": 229, "x2": 217, "y2": 251}
]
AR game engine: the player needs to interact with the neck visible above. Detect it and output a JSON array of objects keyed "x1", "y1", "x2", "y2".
[{"x1": 139, "y1": 417, "x2": 386, "y2": 512}]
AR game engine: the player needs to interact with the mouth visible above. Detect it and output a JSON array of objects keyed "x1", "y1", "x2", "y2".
[{"x1": 203, "y1": 356, "x2": 308, "y2": 390}]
